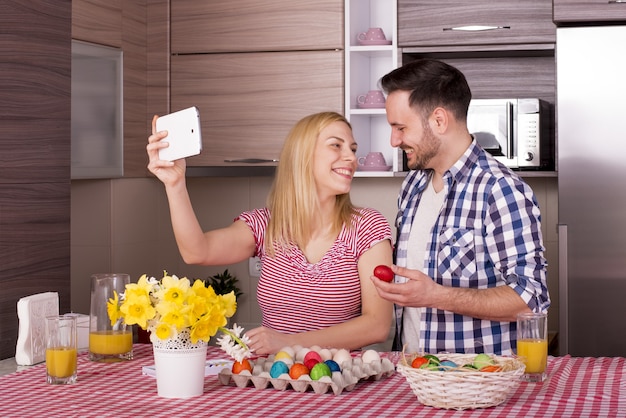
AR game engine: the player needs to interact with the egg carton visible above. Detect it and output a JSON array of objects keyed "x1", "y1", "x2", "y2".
[{"x1": 218, "y1": 355, "x2": 395, "y2": 395}]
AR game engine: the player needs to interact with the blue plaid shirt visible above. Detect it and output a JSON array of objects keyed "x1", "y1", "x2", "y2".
[{"x1": 394, "y1": 140, "x2": 550, "y2": 355}]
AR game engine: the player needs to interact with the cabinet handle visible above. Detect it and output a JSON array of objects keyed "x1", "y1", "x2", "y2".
[
  {"x1": 608, "y1": 0, "x2": 626, "y2": 3},
  {"x1": 443, "y1": 25, "x2": 511, "y2": 32},
  {"x1": 224, "y1": 158, "x2": 279, "y2": 164}
]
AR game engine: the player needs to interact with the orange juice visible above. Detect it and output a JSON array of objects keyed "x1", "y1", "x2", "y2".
[
  {"x1": 89, "y1": 330, "x2": 133, "y2": 355},
  {"x1": 46, "y1": 347, "x2": 77, "y2": 378},
  {"x1": 517, "y1": 338, "x2": 548, "y2": 373}
]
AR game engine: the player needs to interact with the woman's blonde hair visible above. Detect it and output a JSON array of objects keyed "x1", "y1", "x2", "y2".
[{"x1": 265, "y1": 111, "x2": 357, "y2": 256}]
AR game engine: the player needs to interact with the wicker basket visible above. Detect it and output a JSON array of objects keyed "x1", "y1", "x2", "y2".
[{"x1": 397, "y1": 353, "x2": 526, "y2": 410}]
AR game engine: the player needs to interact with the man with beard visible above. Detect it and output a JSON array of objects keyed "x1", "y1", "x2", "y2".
[{"x1": 370, "y1": 59, "x2": 550, "y2": 355}]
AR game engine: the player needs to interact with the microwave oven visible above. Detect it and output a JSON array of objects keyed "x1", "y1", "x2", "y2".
[{"x1": 467, "y1": 98, "x2": 553, "y2": 170}]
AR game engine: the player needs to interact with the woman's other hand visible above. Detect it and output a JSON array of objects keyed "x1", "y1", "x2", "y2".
[{"x1": 244, "y1": 326, "x2": 293, "y2": 355}]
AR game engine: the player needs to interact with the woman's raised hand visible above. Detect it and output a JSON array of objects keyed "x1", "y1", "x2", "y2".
[{"x1": 146, "y1": 114, "x2": 186, "y2": 187}]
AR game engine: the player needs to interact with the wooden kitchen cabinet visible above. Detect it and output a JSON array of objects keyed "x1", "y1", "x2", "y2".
[
  {"x1": 171, "y1": 0, "x2": 343, "y2": 53},
  {"x1": 170, "y1": 51, "x2": 343, "y2": 167},
  {"x1": 396, "y1": 0, "x2": 557, "y2": 177},
  {"x1": 553, "y1": 0, "x2": 626, "y2": 23},
  {"x1": 399, "y1": 49, "x2": 556, "y2": 176},
  {"x1": 402, "y1": 52, "x2": 555, "y2": 104},
  {"x1": 1, "y1": 0, "x2": 71, "y2": 360},
  {"x1": 398, "y1": 0, "x2": 555, "y2": 48},
  {"x1": 398, "y1": 0, "x2": 557, "y2": 177},
  {"x1": 71, "y1": 0, "x2": 122, "y2": 47}
]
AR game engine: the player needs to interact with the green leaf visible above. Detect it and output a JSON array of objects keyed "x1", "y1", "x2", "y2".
[{"x1": 205, "y1": 269, "x2": 243, "y2": 300}]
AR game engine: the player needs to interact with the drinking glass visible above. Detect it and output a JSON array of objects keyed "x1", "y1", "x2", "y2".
[
  {"x1": 45, "y1": 315, "x2": 77, "y2": 384},
  {"x1": 89, "y1": 273, "x2": 133, "y2": 362},
  {"x1": 516, "y1": 312, "x2": 548, "y2": 382}
]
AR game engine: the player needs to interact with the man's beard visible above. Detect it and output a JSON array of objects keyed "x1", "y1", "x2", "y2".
[{"x1": 406, "y1": 125, "x2": 441, "y2": 170}]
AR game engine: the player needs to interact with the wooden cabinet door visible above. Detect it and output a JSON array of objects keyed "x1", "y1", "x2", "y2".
[
  {"x1": 171, "y1": 0, "x2": 343, "y2": 53},
  {"x1": 398, "y1": 0, "x2": 554, "y2": 48},
  {"x1": 402, "y1": 54, "x2": 555, "y2": 104},
  {"x1": 1, "y1": 0, "x2": 71, "y2": 360},
  {"x1": 72, "y1": 0, "x2": 122, "y2": 47},
  {"x1": 554, "y1": 0, "x2": 626, "y2": 23},
  {"x1": 170, "y1": 51, "x2": 343, "y2": 167}
]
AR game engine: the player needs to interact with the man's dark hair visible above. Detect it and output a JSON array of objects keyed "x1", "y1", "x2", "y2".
[{"x1": 380, "y1": 59, "x2": 472, "y2": 122}]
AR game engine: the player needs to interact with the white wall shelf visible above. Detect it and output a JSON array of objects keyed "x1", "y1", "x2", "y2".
[{"x1": 345, "y1": 0, "x2": 401, "y2": 175}]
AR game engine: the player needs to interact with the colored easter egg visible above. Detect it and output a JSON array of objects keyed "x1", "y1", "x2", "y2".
[
  {"x1": 231, "y1": 359, "x2": 253, "y2": 374},
  {"x1": 324, "y1": 359, "x2": 341, "y2": 372},
  {"x1": 289, "y1": 363, "x2": 310, "y2": 379},
  {"x1": 304, "y1": 351, "x2": 322, "y2": 369},
  {"x1": 278, "y1": 346, "x2": 296, "y2": 358},
  {"x1": 304, "y1": 358, "x2": 320, "y2": 370},
  {"x1": 269, "y1": 360, "x2": 290, "y2": 378},
  {"x1": 274, "y1": 350, "x2": 294, "y2": 366},
  {"x1": 310, "y1": 362, "x2": 332, "y2": 381},
  {"x1": 439, "y1": 360, "x2": 459, "y2": 370}
]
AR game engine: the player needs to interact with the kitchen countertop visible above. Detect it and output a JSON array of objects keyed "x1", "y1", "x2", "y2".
[{"x1": 0, "y1": 356, "x2": 27, "y2": 377}]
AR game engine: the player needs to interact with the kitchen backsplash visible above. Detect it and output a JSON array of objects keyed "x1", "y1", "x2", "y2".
[{"x1": 71, "y1": 175, "x2": 558, "y2": 333}]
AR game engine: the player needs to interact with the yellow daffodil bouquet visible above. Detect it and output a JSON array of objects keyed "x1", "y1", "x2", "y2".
[{"x1": 107, "y1": 271, "x2": 251, "y2": 361}]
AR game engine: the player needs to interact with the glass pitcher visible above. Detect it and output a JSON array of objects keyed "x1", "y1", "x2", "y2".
[{"x1": 89, "y1": 273, "x2": 133, "y2": 362}]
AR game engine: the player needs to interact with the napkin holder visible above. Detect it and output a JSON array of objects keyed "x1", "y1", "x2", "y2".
[
  {"x1": 15, "y1": 292, "x2": 59, "y2": 365},
  {"x1": 64, "y1": 312, "x2": 90, "y2": 351}
]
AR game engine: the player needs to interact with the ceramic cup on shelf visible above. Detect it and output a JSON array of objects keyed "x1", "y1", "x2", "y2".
[
  {"x1": 357, "y1": 90, "x2": 386, "y2": 108},
  {"x1": 357, "y1": 27, "x2": 387, "y2": 42},
  {"x1": 358, "y1": 152, "x2": 387, "y2": 168}
]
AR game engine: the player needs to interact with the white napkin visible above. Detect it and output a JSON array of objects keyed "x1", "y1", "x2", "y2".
[{"x1": 15, "y1": 292, "x2": 59, "y2": 365}]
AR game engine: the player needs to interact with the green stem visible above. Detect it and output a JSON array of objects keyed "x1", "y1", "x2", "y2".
[{"x1": 218, "y1": 326, "x2": 249, "y2": 350}]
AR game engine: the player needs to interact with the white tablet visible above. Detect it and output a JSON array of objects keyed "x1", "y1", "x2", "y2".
[{"x1": 156, "y1": 106, "x2": 202, "y2": 161}]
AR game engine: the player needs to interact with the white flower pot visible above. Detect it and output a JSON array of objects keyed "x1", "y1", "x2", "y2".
[{"x1": 152, "y1": 331, "x2": 208, "y2": 398}]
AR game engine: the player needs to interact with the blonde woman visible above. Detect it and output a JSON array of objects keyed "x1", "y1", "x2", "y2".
[{"x1": 147, "y1": 111, "x2": 393, "y2": 355}]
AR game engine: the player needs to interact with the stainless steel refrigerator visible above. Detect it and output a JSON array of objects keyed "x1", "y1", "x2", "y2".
[{"x1": 557, "y1": 26, "x2": 626, "y2": 357}]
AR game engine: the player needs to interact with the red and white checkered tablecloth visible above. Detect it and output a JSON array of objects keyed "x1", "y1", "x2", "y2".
[{"x1": 0, "y1": 344, "x2": 624, "y2": 417}]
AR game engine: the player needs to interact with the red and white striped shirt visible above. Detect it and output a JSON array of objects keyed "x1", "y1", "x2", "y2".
[{"x1": 237, "y1": 207, "x2": 392, "y2": 334}]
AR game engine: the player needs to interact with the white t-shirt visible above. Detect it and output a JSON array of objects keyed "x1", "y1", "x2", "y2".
[{"x1": 402, "y1": 178, "x2": 445, "y2": 353}]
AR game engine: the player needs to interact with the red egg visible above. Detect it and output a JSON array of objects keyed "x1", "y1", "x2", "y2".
[
  {"x1": 304, "y1": 350, "x2": 322, "y2": 363},
  {"x1": 305, "y1": 358, "x2": 320, "y2": 370},
  {"x1": 373, "y1": 265, "x2": 394, "y2": 282},
  {"x1": 303, "y1": 350, "x2": 322, "y2": 370}
]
